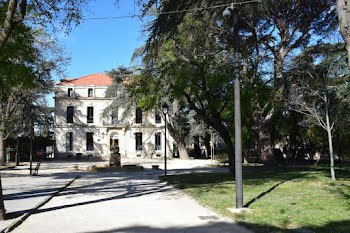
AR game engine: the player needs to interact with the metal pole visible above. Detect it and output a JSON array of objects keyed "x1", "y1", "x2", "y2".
[
  {"x1": 164, "y1": 114, "x2": 167, "y2": 176},
  {"x1": 15, "y1": 135, "x2": 19, "y2": 166},
  {"x1": 211, "y1": 132, "x2": 213, "y2": 163},
  {"x1": 233, "y1": 0, "x2": 243, "y2": 208},
  {"x1": 213, "y1": 134, "x2": 215, "y2": 161},
  {"x1": 29, "y1": 107, "x2": 33, "y2": 175}
]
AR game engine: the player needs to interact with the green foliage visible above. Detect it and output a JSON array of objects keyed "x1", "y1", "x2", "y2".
[
  {"x1": 137, "y1": 0, "x2": 342, "y2": 164},
  {"x1": 104, "y1": 66, "x2": 136, "y2": 121},
  {"x1": 0, "y1": 22, "x2": 36, "y2": 88},
  {"x1": 0, "y1": 0, "x2": 91, "y2": 32},
  {"x1": 164, "y1": 166, "x2": 350, "y2": 233},
  {"x1": 287, "y1": 42, "x2": 350, "y2": 156}
]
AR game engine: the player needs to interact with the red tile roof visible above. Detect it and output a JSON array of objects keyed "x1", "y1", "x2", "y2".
[{"x1": 59, "y1": 73, "x2": 112, "y2": 86}]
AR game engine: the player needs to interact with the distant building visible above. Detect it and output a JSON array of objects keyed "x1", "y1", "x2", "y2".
[{"x1": 54, "y1": 73, "x2": 173, "y2": 159}]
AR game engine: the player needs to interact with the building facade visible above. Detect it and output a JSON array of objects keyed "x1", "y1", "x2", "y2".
[{"x1": 54, "y1": 73, "x2": 173, "y2": 159}]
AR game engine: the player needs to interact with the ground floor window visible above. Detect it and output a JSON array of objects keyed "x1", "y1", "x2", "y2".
[
  {"x1": 135, "y1": 132, "x2": 142, "y2": 151},
  {"x1": 155, "y1": 132, "x2": 161, "y2": 150},
  {"x1": 66, "y1": 132, "x2": 73, "y2": 151},
  {"x1": 86, "y1": 132, "x2": 94, "y2": 151}
]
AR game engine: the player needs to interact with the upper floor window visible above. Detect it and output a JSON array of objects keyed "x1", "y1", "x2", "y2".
[
  {"x1": 66, "y1": 132, "x2": 73, "y2": 151},
  {"x1": 67, "y1": 106, "x2": 74, "y2": 123},
  {"x1": 155, "y1": 132, "x2": 161, "y2": 150},
  {"x1": 136, "y1": 107, "x2": 142, "y2": 123},
  {"x1": 87, "y1": 107, "x2": 94, "y2": 123},
  {"x1": 86, "y1": 132, "x2": 94, "y2": 151},
  {"x1": 110, "y1": 108, "x2": 118, "y2": 125},
  {"x1": 135, "y1": 132, "x2": 142, "y2": 151},
  {"x1": 88, "y1": 88, "x2": 93, "y2": 97},
  {"x1": 155, "y1": 109, "x2": 161, "y2": 124},
  {"x1": 68, "y1": 88, "x2": 73, "y2": 97}
]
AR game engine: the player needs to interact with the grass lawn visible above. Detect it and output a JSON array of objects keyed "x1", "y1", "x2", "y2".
[{"x1": 163, "y1": 164, "x2": 350, "y2": 233}]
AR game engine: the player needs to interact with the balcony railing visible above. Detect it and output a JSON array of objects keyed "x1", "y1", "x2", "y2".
[{"x1": 103, "y1": 119, "x2": 125, "y2": 126}]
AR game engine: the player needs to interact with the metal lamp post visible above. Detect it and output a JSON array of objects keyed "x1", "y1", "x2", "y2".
[
  {"x1": 223, "y1": 1, "x2": 243, "y2": 208},
  {"x1": 15, "y1": 134, "x2": 19, "y2": 166},
  {"x1": 162, "y1": 102, "x2": 169, "y2": 177},
  {"x1": 29, "y1": 104, "x2": 34, "y2": 175}
]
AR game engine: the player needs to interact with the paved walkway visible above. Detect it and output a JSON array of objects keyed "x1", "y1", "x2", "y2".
[{"x1": 1, "y1": 159, "x2": 251, "y2": 233}]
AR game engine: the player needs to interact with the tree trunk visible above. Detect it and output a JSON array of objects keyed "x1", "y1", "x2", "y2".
[
  {"x1": 0, "y1": 129, "x2": 5, "y2": 220},
  {"x1": 345, "y1": 41, "x2": 350, "y2": 67},
  {"x1": 325, "y1": 102, "x2": 336, "y2": 180},
  {"x1": 177, "y1": 141, "x2": 190, "y2": 159},
  {"x1": 314, "y1": 151, "x2": 321, "y2": 166},
  {"x1": 0, "y1": 0, "x2": 27, "y2": 54},
  {"x1": 222, "y1": 133, "x2": 235, "y2": 174},
  {"x1": 167, "y1": 100, "x2": 190, "y2": 159},
  {"x1": 258, "y1": 121, "x2": 274, "y2": 164},
  {"x1": 0, "y1": 173, "x2": 5, "y2": 220},
  {"x1": 166, "y1": 122, "x2": 190, "y2": 159},
  {"x1": 193, "y1": 136, "x2": 201, "y2": 158},
  {"x1": 253, "y1": 108, "x2": 275, "y2": 165},
  {"x1": 203, "y1": 133, "x2": 210, "y2": 159},
  {"x1": 0, "y1": 132, "x2": 4, "y2": 166},
  {"x1": 337, "y1": 0, "x2": 350, "y2": 66}
]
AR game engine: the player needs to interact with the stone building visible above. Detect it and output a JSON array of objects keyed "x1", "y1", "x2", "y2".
[{"x1": 54, "y1": 73, "x2": 172, "y2": 159}]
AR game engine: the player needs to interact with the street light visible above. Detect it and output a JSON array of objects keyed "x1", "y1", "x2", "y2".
[
  {"x1": 223, "y1": 0, "x2": 243, "y2": 209},
  {"x1": 222, "y1": 3, "x2": 233, "y2": 18},
  {"x1": 162, "y1": 102, "x2": 169, "y2": 177}
]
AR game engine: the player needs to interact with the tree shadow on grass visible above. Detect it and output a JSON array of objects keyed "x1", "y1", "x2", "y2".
[
  {"x1": 164, "y1": 166, "x2": 309, "y2": 189},
  {"x1": 166, "y1": 165, "x2": 350, "y2": 189},
  {"x1": 238, "y1": 220, "x2": 350, "y2": 233}
]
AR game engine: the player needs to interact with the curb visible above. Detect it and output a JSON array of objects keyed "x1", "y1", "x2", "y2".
[{"x1": 1, "y1": 175, "x2": 80, "y2": 233}]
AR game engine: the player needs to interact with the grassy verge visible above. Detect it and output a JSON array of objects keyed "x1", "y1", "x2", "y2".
[{"x1": 163, "y1": 165, "x2": 350, "y2": 233}]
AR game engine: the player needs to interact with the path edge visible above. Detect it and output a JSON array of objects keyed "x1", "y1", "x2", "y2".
[{"x1": 1, "y1": 175, "x2": 80, "y2": 233}]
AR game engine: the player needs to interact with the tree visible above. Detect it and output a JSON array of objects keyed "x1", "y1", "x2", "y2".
[
  {"x1": 0, "y1": 0, "x2": 90, "y2": 54},
  {"x1": 0, "y1": 23, "x2": 67, "y2": 220},
  {"x1": 135, "y1": 11, "x2": 238, "y2": 171},
  {"x1": 105, "y1": 66, "x2": 192, "y2": 159},
  {"x1": 0, "y1": 19, "x2": 36, "y2": 163},
  {"x1": 337, "y1": 0, "x2": 350, "y2": 66},
  {"x1": 139, "y1": 0, "x2": 337, "y2": 165},
  {"x1": 128, "y1": 67, "x2": 193, "y2": 160},
  {"x1": 242, "y1": 0, "x2": 336, "y2": 164},
  {"x1": 288, "y1": 43, "x2": 349, "y2": 180}
]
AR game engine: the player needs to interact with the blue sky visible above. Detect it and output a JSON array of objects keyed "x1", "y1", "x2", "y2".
[
  {"x1": 58, "y1": 0, "x2": 146, "y2": 80},
  {"x1": 48, "y1": 0, "x2": 147, "y2": 106}
]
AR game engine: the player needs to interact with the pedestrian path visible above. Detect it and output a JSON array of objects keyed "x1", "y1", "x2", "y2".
[
  {"x1": 12, "y1": 170, "x2": 251, "y2": 233},
  {"x1": 0, "y1": 160, "x2": 251, "y2": 233},
  {"x1": 0, "y1": 164, "x2": 78, "y2": 232}
]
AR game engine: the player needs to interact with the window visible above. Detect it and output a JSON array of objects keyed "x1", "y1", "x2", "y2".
[
  {"x1": 110, "y1": 108, "x2": 118, "y2": 125},
  {"x1": 155, "y1": 109, "x2": 161, "y2": 124},
  {"x1": 86, "y1": 132, "x2": 94, "y2": 151},
  {"x1": 135, "y1": 132, "x2": 142, "y2": 151},
  {"x1": 136, "y1": 107, "x2": 142, "y2": 123},
  {"x1": 66, "y1": 132, "x2": 73, "y2": 151},
  {"x1": 68, "y1": 88, "x2": 73, "y2": 97},
  {"x1": 155, "y1": 132, "x2": 161, "y2": 150},
  {"x1": 67, "y1": 106, "x2": 74, "y2": 123},
  {"x1": 88, "y1": 88, "x2": 93, "y2": 97},
  {"x1": 87, "y1": 107, "x2": 94, "y2": 123}
]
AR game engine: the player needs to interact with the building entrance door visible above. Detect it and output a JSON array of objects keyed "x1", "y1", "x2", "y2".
[{"x1": 110, "y1": 138, "x2": 119, "y2": 151}]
